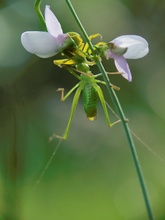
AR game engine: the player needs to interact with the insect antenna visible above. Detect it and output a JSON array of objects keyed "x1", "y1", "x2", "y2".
[
  {"x1": 32, "y1": 139, "x2": 63, "y2": 192},
  {"x1": 105, "y1": 101, "x2": 165, "y2": 162}
]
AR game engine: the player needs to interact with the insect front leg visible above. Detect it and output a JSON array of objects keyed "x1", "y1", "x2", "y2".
[
  {"x1": 66, "y1": 67, "x2": 81, "y2": 80},
  {"x1": 57, "y1": 83, "x2": 80, "y2": 101}
]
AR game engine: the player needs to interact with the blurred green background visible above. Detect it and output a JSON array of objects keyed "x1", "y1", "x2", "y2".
[{"x1": 0, "y1": 0, "x2": 165, "y2": 219}]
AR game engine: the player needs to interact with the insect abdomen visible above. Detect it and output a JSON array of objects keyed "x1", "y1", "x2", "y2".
[{"x1": 83, "y1": 84, "x2": 97, "y2": 121}]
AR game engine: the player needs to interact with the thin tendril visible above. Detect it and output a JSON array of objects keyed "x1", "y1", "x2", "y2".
[{"x1": 65, "y1": 1, "x2": 155, "y2": 219}]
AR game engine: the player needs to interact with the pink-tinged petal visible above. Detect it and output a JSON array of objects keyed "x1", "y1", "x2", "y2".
[
  {"x1": 111, "y1": 53, "x2": 132, "y2": 81},
  {"x1": 111, "y1": 35, "x2": 149, "y2": 59},
  {"x1": 45, "y1": 5, "x2": 63, "y2": 38},
  {"x1": 21, "y1": 31, "x2": 62, "y2": 58}
]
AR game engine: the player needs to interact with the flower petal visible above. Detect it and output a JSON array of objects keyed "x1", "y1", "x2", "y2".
[
  {"x1": 45, "y1": 5, "x2": 63, "y2": 38},
  {"x1": 112, "y1": 53, "x2": 132, "y2": 81},
  {"x1": 21, "y1": 31, "x2": 62, "y2": 58},
  {"x1": 111, "y1": 35, "x2": 149, "y2": 59}
]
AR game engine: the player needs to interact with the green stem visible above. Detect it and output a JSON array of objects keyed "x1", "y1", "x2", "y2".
[
  {"x1": 65, "y1": 1, "x2": 154, "y2": 219},
  {"x1": 34, "y1": 0, "x2": 47, "y2": 31}
]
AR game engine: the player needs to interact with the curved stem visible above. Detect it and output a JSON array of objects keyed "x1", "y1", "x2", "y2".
[
  {"x1": 34, "y1": 0, "x2": 47, "y2": 31},
  {"x1": 65, "y1": 1, "x2": 154, "y2": 219}
]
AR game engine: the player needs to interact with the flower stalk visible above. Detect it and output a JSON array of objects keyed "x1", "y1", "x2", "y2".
[
  {"x1": 65, "y1": 0, "x2": 154, "y2": 219},
  {"x1": 21, "y1": 0, "x2": 154, "y2": 218}
]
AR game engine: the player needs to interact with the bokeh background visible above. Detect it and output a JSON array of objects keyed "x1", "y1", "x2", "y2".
[{"x1": 0, "y1": 0, "x2": 165, "y2": 219}]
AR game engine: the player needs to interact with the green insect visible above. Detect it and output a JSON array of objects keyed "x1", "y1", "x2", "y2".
[
  {"x1": 49, "y1": 62, "x2": 120, "y2": 140},
  {"x1": 34, "y1": 0, "x2": 119, "y2": 140}
]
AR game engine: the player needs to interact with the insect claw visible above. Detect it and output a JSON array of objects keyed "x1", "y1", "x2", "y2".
[
  {"x1": 49, "y1": 133, "x2": 67, "y2": 141},
  {"x1": 110, "y1": 83, "x2": 120, "y2": 91},
  {"x1": 109, "y1": 119, "x2": 121, "y2": 127},
  {"x1": 107, "y1": 71, "x2": 121, "y2": 75},
  {"x1": 56, "y1": 88, "x2": 65, "y2": 100},
  {"x1": 125, "y1": 118, "x2": 129, "y2": 123},
  {"x1": 48, "y1": 134, "x2": 57, "y2": 142}
]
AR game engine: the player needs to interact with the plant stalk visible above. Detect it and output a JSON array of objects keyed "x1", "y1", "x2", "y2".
[{"x1": 65, "y1": 1, "x2": 154, "y2": 219}]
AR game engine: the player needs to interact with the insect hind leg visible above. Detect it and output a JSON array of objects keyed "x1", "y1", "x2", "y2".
[
  {"x1": 49, "y1": 86, "x2": 82, "y2": 140},
  {"x1": 93, "y1": 83, "x2": 120, "y2": 127}
]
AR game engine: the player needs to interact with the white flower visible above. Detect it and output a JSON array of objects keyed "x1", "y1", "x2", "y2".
[
  {"x1": 21, "y1": 5, "x2": 71, "y2": 58},
  {"x1": 106, "y1": 35, "x2": 149, "y2": 81}
]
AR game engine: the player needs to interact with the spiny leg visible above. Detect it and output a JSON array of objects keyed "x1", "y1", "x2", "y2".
[
  {"x1": 65, "y1": 67, "x2": 82, "y2": 80},
  {"x1": 95, "y1": 79, "x2": 120, "y2": 91},
  {"x1": 69, "y1": 68, "x2": 121, "y2": 80},
  {"x1": 94, "y1": 72, "x2": 121, "y2": 78},
  {"x1": 105, "y1": 101, "x2": 129, "y2": 123},
  {"x1": 70, "y1": 67, "x2": 93, "y2": 77},
  {"x1": 93, "y1": 84, "x2": 120, "y2": 127},
  {"x1": 94, "y1": 71, "x2": 122, "y2": 90},
  {"x1": 67, "y1": 68, "x2": 120, "y2": 90},
  {"x1": 50, "y1": 86, "x2": 83, "y2": 140}
]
